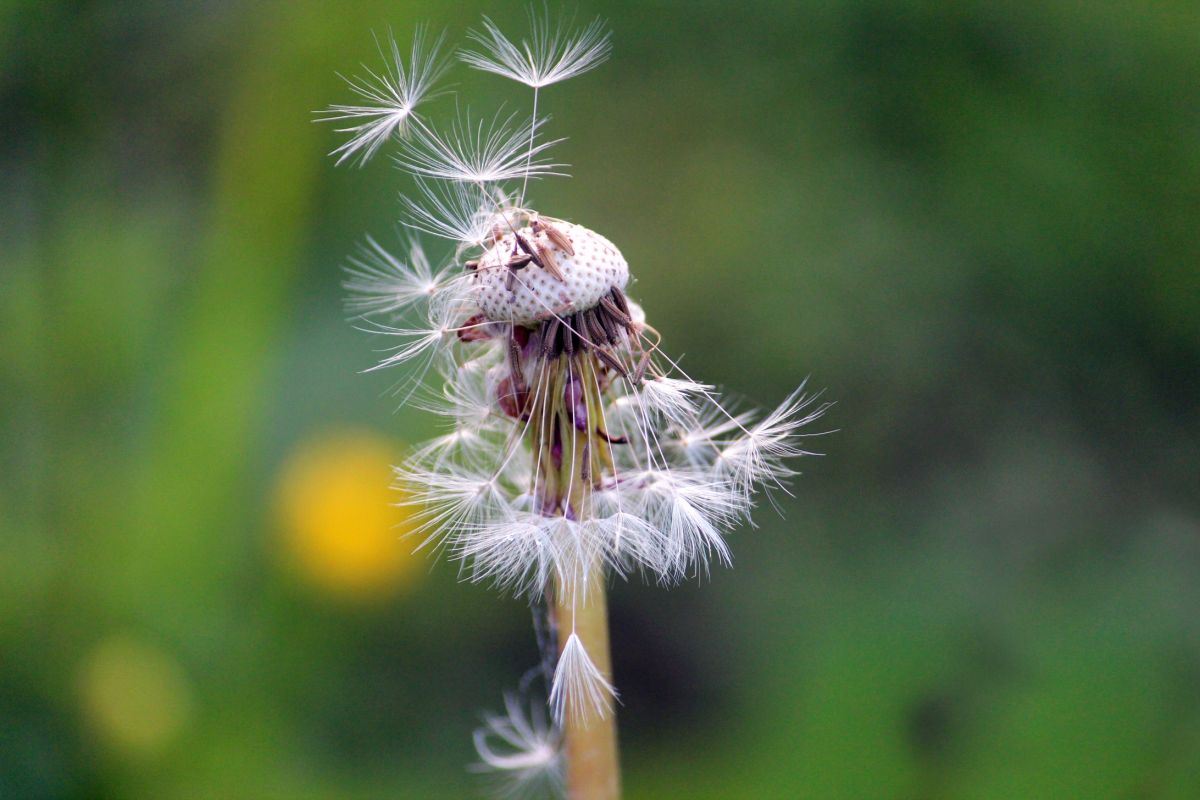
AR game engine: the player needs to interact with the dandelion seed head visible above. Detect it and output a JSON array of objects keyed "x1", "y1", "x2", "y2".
[
  {"x1": 324, "y1": 11, "x2": 831, "y2": 747},
  {"x1": 472, "y1": 221, "x2": 629, "y2": 325}
]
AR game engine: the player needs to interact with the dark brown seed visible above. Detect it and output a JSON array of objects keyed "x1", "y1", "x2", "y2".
[
  {"x1": 548, "y1": 321, "x2": 560, "y2": 358},
  {"x1": 563, "y1": 313, "x2": 577, "y2": 357},
  {"x1": 596, "y1": 305, "x2": 621, "y2": 343},
  {"x1": 600, "y1": 296, "x2": 632, "y2": 326},
  {"x1": 582, "y1": 308, "x2": 606, "y2": 347},
  {"x1": 464, "y1": 259, "x2": 479, "y2": 272},
  {"x1": 542, "y1": 317, "x2": 561, "y2": 358},
  {"x1": 508, "y1": 339, "x2": 530, "y2": 415},
  {"x1": 539, "y1": 221, "x2": 575, "y2": 256},
  {"x1": 554, "y1": 317, "x2": 568, "y2": 359},
  {"x1": 515, "y1": 233, "x2": 544, "y2": 268},
  {"x1": 594, "y1": 346, "x2": 628, "y2": 377},
  {"x1": 507, "y1": 254, "x2": 533, "y2": 270},
  {"x1": 538, "y1": 243, "x2": 565, "y2": 281},
  {"x1": 598, "y1": 309, "x2": 617, "y2": 345},
  {"x1": 610, "y1": 287, "x2": 632, "y2": 318},
  {"x1": 509, "y1": 337, "x2": 524, "y2": 384}
]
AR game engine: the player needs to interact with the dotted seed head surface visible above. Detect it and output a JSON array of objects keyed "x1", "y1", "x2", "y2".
[{"x1": 472, "y1": 222, "x2": 629, "y2": 326}]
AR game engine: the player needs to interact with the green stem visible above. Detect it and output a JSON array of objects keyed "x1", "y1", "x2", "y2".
[
  {"x1": 554, "y1": 567, "x2": 620, "y2": 800},
  {"x1": 527, "y1": 352, "x2": 621, "y2": 797}
]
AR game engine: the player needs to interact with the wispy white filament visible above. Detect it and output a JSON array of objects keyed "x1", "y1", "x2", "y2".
[
  {"x1": 472, "y1": 692, "x2": 562, "y2": 798},
  {"x1": 344, "y1": 236, "x2": 445, "y2": 316},
  {"x1": 638, "y1": 376, "x2": 712, "y2": 427},
  {"x1": 398, "y1": 463, "x2": 520, "y2": 549},
  {"x1": 716, "y1": 384, "x2": 831, "y2": 499},
  {"x1": 400, "y1": 178, "x2": 503, "y2": 249},
  {"x1": 460, "y1": 12, "x2": 612, "y2": 89},
  {"x1": 319, "y1": 27, "x2": 450, "y2": 165},
  {"x1": 631, "y1": 469, "x2": 737, "y2": 578},
  {"x1": 395, "y1": 111, "x2": 566, "y2": 184},
  {"x1": 549, "y1": 633, "x2": 616, "y2": 725}
]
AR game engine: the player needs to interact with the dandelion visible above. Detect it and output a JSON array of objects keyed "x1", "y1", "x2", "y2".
[{"x1": 322, "y1": 12, "x2": 830, "y2": 799}]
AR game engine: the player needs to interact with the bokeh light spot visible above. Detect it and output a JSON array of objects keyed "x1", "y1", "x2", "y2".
[
  {"x1": 78, "y1": 636, "x2": 194, "y2": 759},
  {"x1": 275, "y1": 429, "x2": 419, "y2": 599}
]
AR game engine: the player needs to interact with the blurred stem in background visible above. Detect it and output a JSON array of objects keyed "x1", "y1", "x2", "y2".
[{"x1": 124, "y1": 4, "x2": 325, "y2": 633}]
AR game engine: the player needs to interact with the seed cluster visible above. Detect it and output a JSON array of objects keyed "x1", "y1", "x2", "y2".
[
  {"x1": 494, "y1": 285, "x2": 643, "y2": 425},
  {"x1": 472, "y1": 221, "x2": 629, "y2": 325},
  {"x1": 538, "y1": 287, "x2": 635, "y2": 361}
]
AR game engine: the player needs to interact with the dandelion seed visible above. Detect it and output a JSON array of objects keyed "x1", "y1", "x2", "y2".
[
  {"x1": 716, "y1": 383, "x2": 833, "y2": 500},
  {"x1": 473, "y1": 692, "x2": 563, "y2": 799},
  {"x1": 344, "y1": 236, "x2": 447, "y2": 317},
  {"x1": 394, "y1": 110, "x2": 566, "y2": 184},
  {"x1": 400, "y1": 178, "x2": 503, "y2": 249},
  {"x1": 318, "y1": 26, "x2": 451, "y2": 165},
  {"x1": 460, "y1": 12, "x2": 612, "y2": 89},
  {"x1": 638, "y1": 376, "x2": 712, "y2": 427},
  {"x1": 549, "y1": 633, "x2": 616, "y2": 724}
]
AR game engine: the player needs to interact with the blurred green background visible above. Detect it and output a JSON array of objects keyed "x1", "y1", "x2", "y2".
[{"x1": 3, "y1": 0, "x2": 1199, "y2": 797}]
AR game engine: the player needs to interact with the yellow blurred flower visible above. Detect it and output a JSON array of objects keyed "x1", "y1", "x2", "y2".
[
  {"x1": 275, "y1": 430, "x2": 420, "y2": 599},
  {"x1": 78, "y1": 636, "x2": 193, "y2": 759}
]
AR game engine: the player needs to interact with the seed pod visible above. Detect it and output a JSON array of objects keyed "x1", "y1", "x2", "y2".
[{"x1": 473, "y1": 222, "x2": 630, "y2": 326}]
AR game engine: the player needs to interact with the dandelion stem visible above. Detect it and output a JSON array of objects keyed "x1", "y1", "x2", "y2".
[{"x1": 554, "y1": 565, "x2": 620, "y2": 800}]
